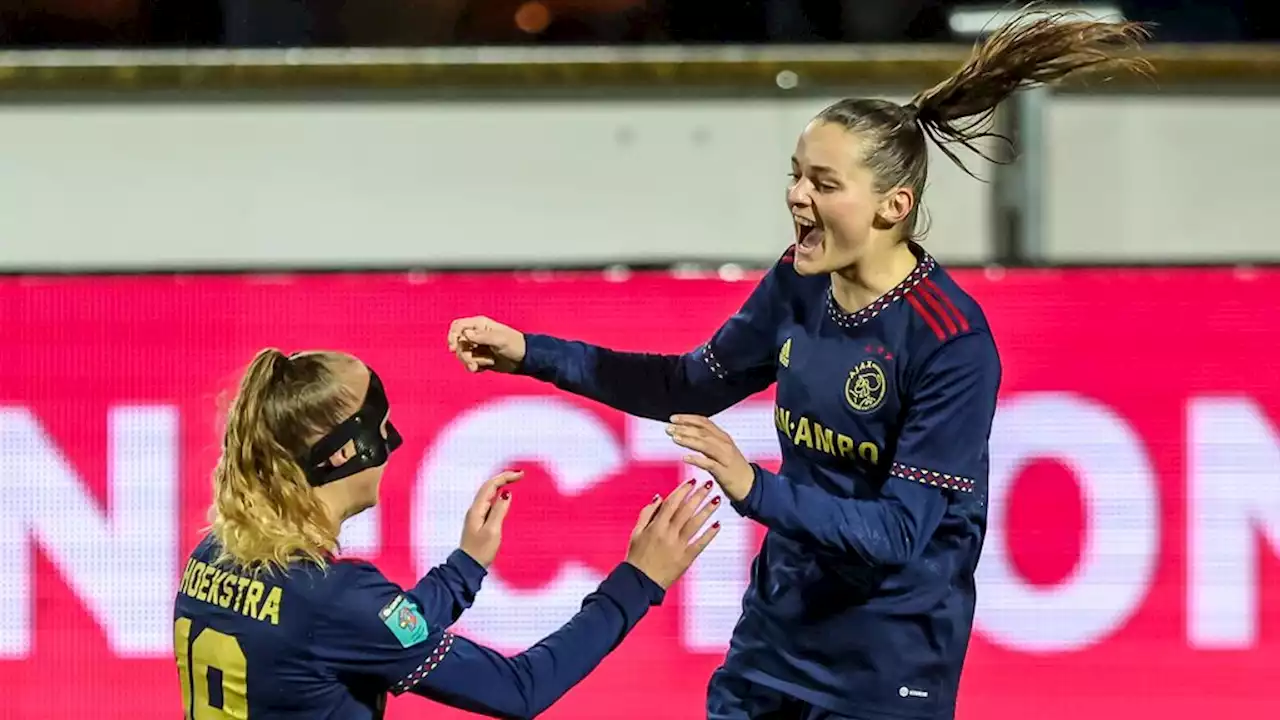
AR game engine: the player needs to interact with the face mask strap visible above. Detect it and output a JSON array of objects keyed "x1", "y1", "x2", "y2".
[{"x1": 298, "y1": 369, "x2": 400, "y2": 487}]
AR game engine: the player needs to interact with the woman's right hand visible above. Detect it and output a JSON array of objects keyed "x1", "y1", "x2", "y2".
[
  {"x1": 625, "y1": 480, "x2": 723, "y2": 589},
  {"x1": 447, "y1": 316, "x2": 527, "y2": 374},
  {"x1": 459, "y1": 470, "x2": 524, "y2": 568}
]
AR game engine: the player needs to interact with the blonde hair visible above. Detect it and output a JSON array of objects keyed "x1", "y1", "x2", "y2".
[{"x1": 209, "y1": 348, "x2": 359, "y2": 573}]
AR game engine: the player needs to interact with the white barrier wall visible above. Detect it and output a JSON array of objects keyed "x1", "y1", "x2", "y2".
[
  {"x1": 1048, "y1": 96, "x2": 1280, "y2": 261},
  {"x1": 0, "y1": 93, "x2": 1275, "y2": 268}
]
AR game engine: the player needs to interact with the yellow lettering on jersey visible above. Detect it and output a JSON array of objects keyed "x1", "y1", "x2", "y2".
[
  {"x1": 219, "y1": 572, "x2": 238, "y2": 609},
  {"x1": 811, "y1": 423, "x2": 834, "y2": 454},
  {"x1": 794, "y1": 417, "x2": 813, "y2": 449},
  {"x1": 242, "y1": 581, "x2": 263, "y2": 619},
  {"x1": 196, "y1": 564, "x2": 216, "y2": 602},
  {"x1": 179, "y1": 558, "x2": 197, "y2": 595},
  {"x1": 178, "y1": 560, "x2": 284, "y2": 626},
  {"x1": 234, "y1": 576, "x2": 252, "y2": 613},
  {"x1": 208, "y1": 569, "x2": 226, "y2": 605},
  {"x1": 775, "y1": 403, "x2": 882, "y2": 467},
  {"x1": 258, "y1": 586, "x2": 283, "y2": 625}
]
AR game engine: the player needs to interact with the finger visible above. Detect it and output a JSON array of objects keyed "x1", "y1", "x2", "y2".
[
  {"x1": 484, "y1": 487, "x2": 515, "y2": 528},
  {"x1": 667, "y1": 419, "x2": 726, "y2": 447},
  {"x1": 461, "y1": 322, "x2": 502, "y2": 348},
  {"x1": 672, "y1": 415, "x2": 731, "y2": 441},
  {"x1": 447, "y1": 320, "x2": 464, "y2": 352},
  {"x1": 680, "y1": 494, "x2": 722, "y2": 542},
  {"x1": 681, "y1": 454, "x2": 721, "y2": 475},
  {"x1": 686, "y1": 520, "x2": 723, "y2": 559},
  {"x1": 456, "y1": 348, "x2": 490, "y2": 374},
  {"x1": 671, "y1": 479, "x2": 713, "y2": 530},
  {"x1": 454, "y1": 346, "x2": 472, "y2": 368},
  {"x1": 669, "y1": 431, "x2": 725, "y2": 464},
  {"x1": 447, "y1": 317, "x2": 484, "y2": 352},
  {"x1": 654, "y1": 479, "x2": 696, "y2": 526},
  {"x1": 630, "y1": 493, "x2": 663, "y2": 536},
  {"x1": 670, "y1": 414, "x2": 717, "y2": 430},
  {"x1": 469, "y1": 470, "x2": 524, "y2": 516}
]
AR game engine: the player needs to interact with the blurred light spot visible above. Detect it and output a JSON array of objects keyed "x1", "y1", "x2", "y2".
[{"x1": 515, "y1": 2, "x2": 552, "y2": 34}]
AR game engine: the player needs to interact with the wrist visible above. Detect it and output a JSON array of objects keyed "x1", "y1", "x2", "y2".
[
  {"x1": 618, "y1": 560, "x2": 667, "y2": 602},
  {"x1": 728, "y1": 464, "x2": 755, "y2": 503},
  {"x1": 456, "y1": 546, "x2": 491, "y2": 570},
  {"x1": 729, "y1": 464, "x2": 766, "y2": 517}
]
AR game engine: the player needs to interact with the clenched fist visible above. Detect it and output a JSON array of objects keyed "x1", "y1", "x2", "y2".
[{"x1": 447, "y1": 316, "x2": 527, "y2": 374}]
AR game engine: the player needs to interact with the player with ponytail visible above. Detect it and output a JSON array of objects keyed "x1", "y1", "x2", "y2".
[
  {"x1": 450, "y1": 8, "x2": 1150, "y2": 719},
  {"x1": 209, "y1": 349, "x2": 355, "y2": 571},
  {"x1": 176, "y1": 348, "x2": 721, "y2": 718}
]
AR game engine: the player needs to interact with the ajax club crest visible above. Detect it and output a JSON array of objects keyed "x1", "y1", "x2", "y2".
[{"x1": 845, "y1": 359, "x2": 887, "y2": 413}]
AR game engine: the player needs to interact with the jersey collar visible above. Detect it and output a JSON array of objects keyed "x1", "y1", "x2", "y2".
[{"x1": 825, "y1": 243, "x2": 937, "y2": 331}]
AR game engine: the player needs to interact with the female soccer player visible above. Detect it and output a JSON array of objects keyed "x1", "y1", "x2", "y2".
[
  {"x1": 173, "y1": 348, "x2": 721, "y2": 719},
  {"x1": 447, "y1": 10, "x2": 1149, "y2": 720}
]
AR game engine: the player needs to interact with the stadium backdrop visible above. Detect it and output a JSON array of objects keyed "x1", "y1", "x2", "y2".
[{"x1": 0, "y1": 266, "x2": 1277, "y2": 719}]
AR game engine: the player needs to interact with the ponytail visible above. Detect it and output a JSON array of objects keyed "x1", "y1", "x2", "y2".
[
  {"x1": 912, "y1": 8, "x2": 1151, "y2": 176},
  {"x1": 210, "y1": 348, "x2": 357, "y2": 573},
  {"x1": 813, "y1": 5, "x2": 1150, "y2": 236}
]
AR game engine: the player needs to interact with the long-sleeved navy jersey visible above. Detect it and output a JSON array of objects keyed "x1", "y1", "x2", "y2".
[
  {"x1": 519, "y1": 243, "x2": 1000, "y2": 719},
  {"x1": 172, "y1": 534, "x2": 664, "y2": 719}
]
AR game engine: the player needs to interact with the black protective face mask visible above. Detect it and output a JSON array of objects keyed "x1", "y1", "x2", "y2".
[{"x1": 300, "y1": 368, "x2": 403, "y2": 487}]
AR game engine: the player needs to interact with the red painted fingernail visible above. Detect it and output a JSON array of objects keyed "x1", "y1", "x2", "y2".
[
  {"x1": 652, "y1": 494, "x2": 662, "y2": 503},
  {"x1": 501, "y1": 490, "x2": 511, "y2": 500},
  {"x1": 686, "y1": 478, "x2": 696, "y2": 486},
  {"x1": 712, "y1": 521, "x2": 721, "y2": 529},
  {"x1": 711, "y1": 496, "x2": 721, "y2": 505},
  {"x1": 703, "y1": 480, "x2": 713, "y2": 490}
]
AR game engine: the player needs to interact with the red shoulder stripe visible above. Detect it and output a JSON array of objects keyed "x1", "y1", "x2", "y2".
[
  {"x1": 921, "y1": 278, "x2": 970, "y2": 332},
  {"x1": 780, "y1": 245, "x2": 796, "y2": 263},
  {"x1": 906, "y1": 294, "x2": 946, "y2": 340},
  {"x1": 915, "y1": 282, "x2": 959, "y2": 337}
]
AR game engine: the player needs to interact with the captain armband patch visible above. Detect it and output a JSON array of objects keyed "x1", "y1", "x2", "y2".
[
  {"x1": 391, "y1": 633, "x2": 457, "y2": 695},
  {"x1": 379, "y1": 593, "x2": 430, "y2": 648},
  {"x1": 891, "y1": 462, "x2": 975, "y2": 493}
]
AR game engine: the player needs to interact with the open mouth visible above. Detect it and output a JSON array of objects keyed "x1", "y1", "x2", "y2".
[{"x1": 794, "y1": 216, "x2": 822, "y2": 252}]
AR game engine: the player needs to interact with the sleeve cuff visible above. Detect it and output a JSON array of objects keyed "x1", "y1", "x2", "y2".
[
  {"x1": 598, "y1": 563, "x2": 666, "y2": 625},
  {"x1": 730, "y1": 463, "x2": 770, "y2": 518},
  {"x1": 518, "y1": 333, "x2": 563, "y2": 380},
  {"x1": 444, "y1": 548, "x2": 488, "y2": 593}
]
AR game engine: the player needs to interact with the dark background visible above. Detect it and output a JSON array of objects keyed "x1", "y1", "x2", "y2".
[{"x1": 0, "y1": 0, "x2": 1275, "y2": 48}]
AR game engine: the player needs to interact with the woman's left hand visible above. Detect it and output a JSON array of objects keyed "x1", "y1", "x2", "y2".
[{"x1": 666, "y1": 415, "x2": 755, "y2": 503}]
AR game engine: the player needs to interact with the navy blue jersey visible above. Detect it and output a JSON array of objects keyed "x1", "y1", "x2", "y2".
[
  {"x1": 519, "y1": 243, "x2": 999, "y2": 719},
  {"x1": 172, "y1": 534, "x2": 664, "y2": 719}
]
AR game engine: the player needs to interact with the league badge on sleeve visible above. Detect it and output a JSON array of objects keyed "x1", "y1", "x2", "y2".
[{"x1": 379, "y1": 594, "x2": 430, "y2": 648}]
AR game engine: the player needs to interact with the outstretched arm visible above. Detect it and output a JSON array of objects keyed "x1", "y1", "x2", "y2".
[
  {"x1": 315, "y1": 561, "x2": 660, "y2": 719},
  {"x1": 317, "y1": 482, "x2": 721, "y2": 719},
  {"x1": 518, "y1": 330, "x2": 775, "y2": 421},
  {"x1": 451, "y1": 249, "x2": 797, "y2": 421},
  {"x1": 400, "y1": 562, "x2": 662, "y2": 718}
]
